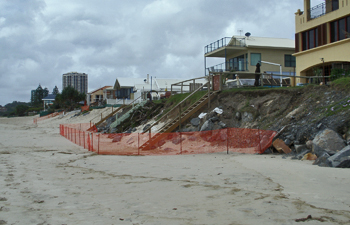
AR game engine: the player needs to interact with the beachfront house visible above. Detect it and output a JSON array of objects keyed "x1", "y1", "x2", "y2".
[
  {"x1": 204, "y1": 34, "x2": 296, "y2": 84},
  {"x1": 105, "y1": 75, "x2": 204, "y2": 105},
  {"x1": 86, "y1": 86, "x2": 112, "y2": 106},
  {"x1": 294, "y1": 0, "x2": 350, "y2": 84}
]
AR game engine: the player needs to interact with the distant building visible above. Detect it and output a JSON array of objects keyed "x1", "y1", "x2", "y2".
[
  {"x1": 31, "y1": 90, "x2": 36, "y2": 103},
  {"x1": 294, "y1": 0, "x2": 350, "y2": 84},
  {"x1": 105, "y1": 74, "x2": 205, "y2": 105},
  {"x1": 0, "y1": 107, "x2": 7, "y2": 112},
  {"x1": 62, "y1": 72, "x2": 88, "y2": 94},
  {"x1": 87, "y1": 86, "x2": 112, "y2": 106},
  {"x1": 42, "y1": 94, "x2": 56, "y2": 111}
]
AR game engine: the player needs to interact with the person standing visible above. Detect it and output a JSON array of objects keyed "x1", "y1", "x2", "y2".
[{"x1": 254, "y1": 62, "x2": 261, "y2": 87}]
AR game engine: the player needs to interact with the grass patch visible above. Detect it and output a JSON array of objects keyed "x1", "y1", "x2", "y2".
[
  {"x1": 323, "y1": 97, "x2": 350, "y2": 117},
  {"x1": 167, "y1": 91, "x2": 206, "y2": 106},
  {"x1": 222, "y1": 86, "x2": 273, "y2": 93},
  {"x1": 156, "y1": 91, "x2": 207, "y2": 120},
  {"x1": 331, "y1": 77, "x2": 350, "y2": 90}
]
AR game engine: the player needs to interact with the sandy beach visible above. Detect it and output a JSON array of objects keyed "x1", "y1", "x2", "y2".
[{"x1": 1, "y1": 112, "x2": 350, "y2": 225}]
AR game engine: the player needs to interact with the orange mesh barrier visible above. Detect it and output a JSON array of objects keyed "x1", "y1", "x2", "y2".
[
  {"x1": 81, "y1": 105, "x2": 89, "y2": 112},
  {"x1": 34, "y1": 112, "x2": 63, "y2": 124},
  {"x1": 60, "y1": 124, "x2": 276, "y2": 155}
]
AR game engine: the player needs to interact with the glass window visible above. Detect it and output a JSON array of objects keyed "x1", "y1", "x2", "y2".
[
  {"x1": 245, "y1": 53, "x2": 248, "y2": 70},
  {"x1": 229, "y1": 55, "x2": 246, "y2": 71},
  {"x1": 285, "y1": 55, "x2": 296, "y2": 67},
  {"x1": 332, "y1": 0, "x2": 339, "y2": 11},
  {"x1": 309, "y1": 30, "x2": 315, "y2": 49},
  {"x1": 302, "y1": 32, "x2": 307, "y2": 50},
  {"x1": 228, "y1": 58, "x2": 234, "y2": 71},
  {"x1": 331, "y1": 21, "x2": 338, "y2": 42},
  {"x1": 339, "y1": 18, "x2": 346, "y2": 40},
  {"x1": 250, "y1": 53, "x2": 261, "y2": 66},
  {"x1": 347, "y1": 16, "x2": 350, "y2": 33}
]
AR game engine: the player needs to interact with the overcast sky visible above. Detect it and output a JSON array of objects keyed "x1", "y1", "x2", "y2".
[{"x1": 0, "y1": 0, "x2": 325, "y2": 106}]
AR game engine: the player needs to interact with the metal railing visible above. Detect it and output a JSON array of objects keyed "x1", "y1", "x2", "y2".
[
  {"x1": 204, "y1": 37, "x2": 246, "y2": 54},
  {"x1": 206, "y1": 61, "x2": 248, "y2": 75},
  {"x1": 144, "y1": 79, "x2": 212, "y2": 134},
  {"x1": 209, "y1": 71, "x2": 332, "y2": 89},
  {"x1": 308, "y1": 1, "x2": 338, "y2": 20}
]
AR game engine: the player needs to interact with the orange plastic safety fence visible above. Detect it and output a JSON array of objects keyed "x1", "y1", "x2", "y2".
[{"x1": 60, "y1": 124, "x2": 277, "y2": 156}]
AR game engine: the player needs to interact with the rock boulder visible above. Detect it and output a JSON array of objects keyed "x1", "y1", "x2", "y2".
[
  {"x1": 312, "y1": 129, "x2": 346, "y2": 156},
  {"x1": 327, "y1": 146, "x2": 350, "y2": 167}
]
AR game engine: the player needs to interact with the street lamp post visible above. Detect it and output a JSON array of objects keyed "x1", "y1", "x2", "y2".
[{"x1": 321, "y1": 58, "x2": 325, "y2": 84}]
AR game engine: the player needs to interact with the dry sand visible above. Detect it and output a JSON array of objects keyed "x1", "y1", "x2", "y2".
[{"x1": 1, "y1": 111, "x2": 350, "y2": 225}]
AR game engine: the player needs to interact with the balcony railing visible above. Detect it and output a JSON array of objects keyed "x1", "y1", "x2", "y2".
[
  {"x1": 308, "y1": 0, "x2": 339, "y2": 20},
  {"x1": 206, "y1": 61, "x2": 248, "y2": 75},
  {"x1": 204, "y1": 37, "x2": 246, "y2": 54}
]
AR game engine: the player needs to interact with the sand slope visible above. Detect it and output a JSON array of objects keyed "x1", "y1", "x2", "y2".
[{"x1": 0, "y1": 114, "x2": 350, "y2": 225}]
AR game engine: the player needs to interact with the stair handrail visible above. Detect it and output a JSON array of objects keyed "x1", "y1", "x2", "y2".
[
  {"x1": 143, "y1": 81, "x2": 210, "y2": 134},
  {"x1": 156, "y1": 90, "x2": 215, "y2": 133},
  {"x1": 90, "y1": 96, "x2": 143, "y2": 128}
]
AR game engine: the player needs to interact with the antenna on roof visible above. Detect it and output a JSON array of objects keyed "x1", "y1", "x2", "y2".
[{"x1": 237, "y1": 29, "x2": 243, "y2": 36}]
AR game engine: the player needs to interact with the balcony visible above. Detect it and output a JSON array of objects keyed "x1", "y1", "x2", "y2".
[
  {"x1": 206, "y1": 61, "x2": 248, "y2": 75},
  {"x1": 308, "y1": 0, "x2": 339, "y2": 20},
  {"x1": 204, "y1": 37, "x2": 246, "y2": 54}
]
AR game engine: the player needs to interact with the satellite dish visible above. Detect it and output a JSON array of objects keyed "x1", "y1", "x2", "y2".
[{"x1": 245, "y1": 32, "x2": 251, "y2": 37}]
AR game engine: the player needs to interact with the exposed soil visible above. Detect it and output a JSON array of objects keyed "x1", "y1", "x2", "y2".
[{"x1": 111, "y1": 83, "x2": 350, "y2": 145}]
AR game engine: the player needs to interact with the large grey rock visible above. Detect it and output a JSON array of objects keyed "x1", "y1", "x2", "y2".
[
  {"x1": 292, "y1": 150, "x2": 310, "y2": 160},
  {"x1": 181, "y1": 126, "x2": 197, "y2": 132},
  {"x1": 346, "y1": 130, "x2": 350, "y2": 145},
  {"x1": 313, "y1": 144, "x2": 328, "y2": 158},
  {"x1": 294, "y1": 144, "x2": 308, "y2": 154},
  {"x1": 336, "y1": 158, "x2": 350, "y2": 168},
  {"x1": 306, "y1": 140, "x2": 313, "y2": 149},
  {"x1": 190, "y1": 118, "x2": 201, "y2": 127},
  {"x1": 235, "y1": 112, "x2": 241, "y2": 120},
  {"x1": 312, "y1": 129, "x2": 346, "y2": 156},
  {"x1": 143, "y1": 124, "x2": 151, "y2": 132},
  {"x1": 200, "y1": 120, "x2": 214, "y2": 131},
  {"x1": 313, "y1": 152, "x2": 331, "y2": 167},
  {"x1": 284, "y1": 138, "x2": 292, "y2": 146},
  {"x1": 242, "y1": 112, "x2": 254, "y2": 122},
  {"x1": 210, "y1": 117, "x2": 219, "y2": 122},
  {"x1": 218, "y1": 121, "x2": 227, "y2": 128},
  {"x1": 285, "y1": 134, "x2": 295, "y2": 141},
  {"x1": 327, "y1": 146, "x2": 350, "y2": 167}
]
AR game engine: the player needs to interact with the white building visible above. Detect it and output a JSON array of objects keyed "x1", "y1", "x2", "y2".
[{"x1": 105, "y1": 75, "x2": 205, "y2": 105}]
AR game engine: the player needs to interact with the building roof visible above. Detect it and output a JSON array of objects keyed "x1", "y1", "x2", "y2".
[
  {"x1": 114, "y1": 78, "x2": 146, "y2": 89},
  {"x1": 230, "y1": 36, "x2": 295, "y2": 49},
  {"x1": 88, "y1": 86, "x2": 112, "y2": 94},
  {"x1": 42, "y1": 94, "x2": 56, "y2": 101}
]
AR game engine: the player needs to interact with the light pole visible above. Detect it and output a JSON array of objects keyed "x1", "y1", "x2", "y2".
[{"x1": 321, "y1": 58, "x2": 325, "y2": 84}]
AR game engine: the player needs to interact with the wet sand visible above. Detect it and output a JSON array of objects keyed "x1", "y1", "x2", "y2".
[{"x1": 0, "y1": 114, "x2": 350, "y2": 224}]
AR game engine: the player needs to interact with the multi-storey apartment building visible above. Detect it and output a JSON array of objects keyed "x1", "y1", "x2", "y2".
[
  {"x1": 62, "y1": 72, "x2": 88, "y2": 94},
  {"x1": 204, "y1": 35, "x2": 296, "y2": 77},
  {"x1": 294, "y1": 0, "x2": 350, "y2": 84}
]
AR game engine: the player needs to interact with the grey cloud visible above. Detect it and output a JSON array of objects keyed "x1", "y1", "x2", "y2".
[{"x1": 0, "y1": 0, "x2": 303, "y2": 105}]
